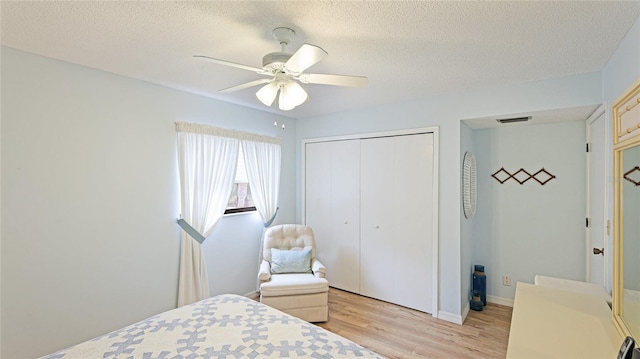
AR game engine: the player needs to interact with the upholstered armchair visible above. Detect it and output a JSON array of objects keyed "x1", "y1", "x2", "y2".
[{"x1": 258, "y1": 224, "x2": 329, "y2": 322}]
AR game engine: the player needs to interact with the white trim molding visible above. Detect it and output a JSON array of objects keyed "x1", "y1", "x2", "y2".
[
  {"x1": 487, "y1": 295, "x2": 514, "y2": 307},
  {"x1": 461, "y1": 302, "x2": 470, "y2": 324},
  {"x1": 243, "y1": 290, "x2": 260, "y2": 300},
  {"x1": 438, "y1": 310, "x2": 464, "y2": 325}
]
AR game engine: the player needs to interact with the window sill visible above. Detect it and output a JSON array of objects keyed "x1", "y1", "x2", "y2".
[{"x1": 224, "y1": 207, "x2": 257, "y2": 217}]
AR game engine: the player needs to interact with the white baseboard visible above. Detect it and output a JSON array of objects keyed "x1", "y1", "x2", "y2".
[
  {"x1": 437, "y1": 310, "x2": 464, "y2": 324},
  {"x1": 487, "y1": 294, "x2": 514, "y2": 307},
  {"x1": 243, "y1": 290, "x2": 260, "y2": 300},
  {"x1": 440, "y1": 296, "x2": 512, "y2": 325},
  {"x1": 461, "y1": 302, "x2": 470, "y2": 324}
]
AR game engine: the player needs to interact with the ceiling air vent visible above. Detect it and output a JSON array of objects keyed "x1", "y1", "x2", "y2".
[{"x1": 496, "y1": 116, "x2": 531, "y2": 124}]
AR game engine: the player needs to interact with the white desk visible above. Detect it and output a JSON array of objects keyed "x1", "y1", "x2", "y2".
[{"x1": 507, "y1": 282, "x2": 622, "y2": 359}]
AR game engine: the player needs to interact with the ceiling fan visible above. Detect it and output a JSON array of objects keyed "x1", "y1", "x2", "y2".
[{"x1": 194, "y1": 27, "x2": 368, "y2": 111}]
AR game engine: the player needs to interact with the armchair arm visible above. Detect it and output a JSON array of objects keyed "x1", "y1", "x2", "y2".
[
  {"x1": 258, "y1": 260, "x2": 271, "y2": 282},
  {"x1": 312, "y1": 259, "x2": 326, "y2": 278}
]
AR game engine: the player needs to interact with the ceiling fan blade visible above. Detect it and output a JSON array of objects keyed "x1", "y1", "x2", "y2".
[
  {"x1": 194, "y1": 55, "x2": 266, "y2": 74},
  {"x1": 220, "y1": 78, "x2": 272, "y2": 93},
  {"x1": 298, "y1": 73, "x2": 368, "y2": 87},
  {"x1": 284, "y1": 44, "x2": 328, "y2": 74}
]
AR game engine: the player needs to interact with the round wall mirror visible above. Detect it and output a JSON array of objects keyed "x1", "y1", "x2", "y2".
[{"x1": 463, "y1": 151, "x2": 477, "y2": 219}]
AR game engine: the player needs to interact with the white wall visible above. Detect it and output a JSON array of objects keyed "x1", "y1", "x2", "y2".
[
  {"x1": 472, "y1": 120, "x2": 587, "y2": 302},
  {"x1": 296, "y1": 71, "x2": 601, "y2": 320},
  {"x1": 0, "y1": 47, "x2": 296, "y2": 359},
  {"x1": 602, "y1": 16, "x2": 640, "y2": 105}
]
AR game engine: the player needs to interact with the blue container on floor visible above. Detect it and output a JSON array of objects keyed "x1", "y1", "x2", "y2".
[
  {"x1": 470, "y1": 290, "x2": 483, "y2": 311},
  {"x1": 472, "y1": 265, "x2": 486, "y2": 306}
]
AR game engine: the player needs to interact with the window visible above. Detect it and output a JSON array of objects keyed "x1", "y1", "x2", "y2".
[{"x1": 225, "y1": 146, "x2": 256, "y2": 214}]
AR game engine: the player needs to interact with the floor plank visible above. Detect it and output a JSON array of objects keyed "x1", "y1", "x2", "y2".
[{"x1": 317, "y1": 288, "x2": 512, "y2": 359}]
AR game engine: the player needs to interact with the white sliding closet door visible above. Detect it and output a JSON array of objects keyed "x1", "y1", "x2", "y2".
[
  {"x1": 360, "y1": 136, "x2": 396, "y2": 302},
  {"x1": 305, "y1": 140, "x2": 361, "y2": 293},
  {"x1": 360, "y1": 133, "x2": 434, "y2": 313}
]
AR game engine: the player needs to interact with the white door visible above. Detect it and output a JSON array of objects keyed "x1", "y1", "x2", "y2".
[
  {"x1": 389, "y1": 133, "x2": 434, "y2": 312},
  {"x1": 360, "y1": 136, "x2": 396, "y2": 303},
  {"x1": 360, "y1": 133, "x2": 434, "y2": 313},
  {"x1": 587, "y1": 107, "x2": 607, "y2": 287},
  {"x1": 305, "y1": 140, "x2": 361, "y2": 293}
]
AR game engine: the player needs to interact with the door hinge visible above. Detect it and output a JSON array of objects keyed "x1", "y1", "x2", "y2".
[
  {"x1": 586, "y1": 218, "x2": 591, "y2": 228},
  {"x1": 586, "y1": 143, "x2": 591, "y2": 152}
]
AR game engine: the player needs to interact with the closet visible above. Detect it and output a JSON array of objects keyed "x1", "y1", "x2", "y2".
[{"x1": 303, "y1": 129, "x2": 437, "y2": 314}]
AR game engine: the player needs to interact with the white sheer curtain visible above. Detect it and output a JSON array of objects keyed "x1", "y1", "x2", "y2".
[
  {"x1": 241, "y1": 138, "x2": 282, "y2": 292},
  {"x1": 241, "y1": 139, "x2": 281, "y2": 225},
  {"x1": 176, "y1": 122, "x2": 239, "y2": 306}
]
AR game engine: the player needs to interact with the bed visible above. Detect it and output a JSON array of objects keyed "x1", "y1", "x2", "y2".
[{"x1": 41, "y1": 294, "x2": 384, "y2": 358}]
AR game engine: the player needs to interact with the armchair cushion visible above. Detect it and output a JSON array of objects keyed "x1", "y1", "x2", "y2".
[
  {"x1": 270, "y1": 247, "x2": 312, "y2": 274},
  {"x1": 263, "y1": 225, "x2": 316, "y2": 262},
  {"x1": 260, "y1": 273, "x2": 329, "y2": 297}
]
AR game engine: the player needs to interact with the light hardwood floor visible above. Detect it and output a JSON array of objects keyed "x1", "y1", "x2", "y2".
[{"x1": 316, "y1": 288, "x2": 512, "y2": 359}]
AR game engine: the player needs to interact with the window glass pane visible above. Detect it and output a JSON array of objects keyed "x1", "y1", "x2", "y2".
[
  {"x1": 226, "y1": 146, "x2": 255, "y2": 213},
  {"x1": 226, "y1": 183, "x2": 254, "y2": 209},
  {"x1": 235, "y1": 146, "x2": 249, "y2": 183}
]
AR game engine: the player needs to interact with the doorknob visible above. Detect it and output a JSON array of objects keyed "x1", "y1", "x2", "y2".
[{"x1": 593, "y1": 248, "x2": 604, "y2": 256}]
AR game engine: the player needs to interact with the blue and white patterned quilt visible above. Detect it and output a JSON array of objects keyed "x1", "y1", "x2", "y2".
[{"x1": 41, "y1": 294, "x2": 384, "y2": 358}]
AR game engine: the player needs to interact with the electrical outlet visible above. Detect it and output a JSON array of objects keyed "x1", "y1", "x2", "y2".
[{"x1": 502, "y1": 275, "x2": 512, "y2": 286}]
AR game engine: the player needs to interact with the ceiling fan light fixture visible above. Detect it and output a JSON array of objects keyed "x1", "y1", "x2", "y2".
[
  {"x1": 285, "y1": 81, "x2": 308, "y2": 106},
  {"x1": 256, "y1": 82, "x2": 279, "y2": 106},
  {"x1": 196, "y1": 26, "x2": 367, "y2": 111},
  {"x1": 278, "y1": 81, "x2": 308, "y2": 111},
  {"x1": 278, "y1": 89, "x2": 295, "y2": 111}
]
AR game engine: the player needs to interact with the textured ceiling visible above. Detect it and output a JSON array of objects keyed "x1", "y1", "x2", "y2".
[{"x1": 2, "y1": 1, "x2": 640, "y2": 119}]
